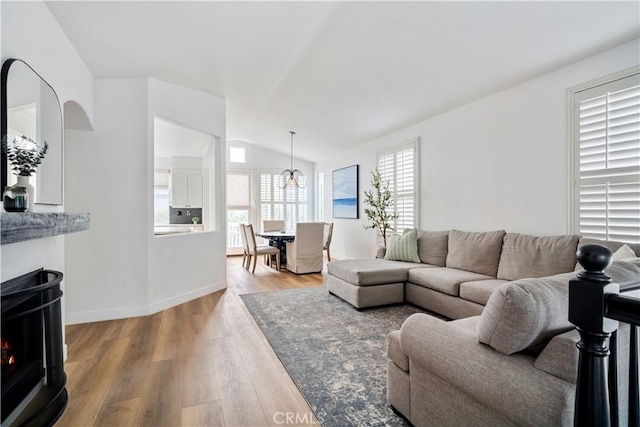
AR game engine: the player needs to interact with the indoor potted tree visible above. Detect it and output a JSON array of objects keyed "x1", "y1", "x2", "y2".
[{"x1": 363, "y1": 168, "x2": 398, "y2": 247}]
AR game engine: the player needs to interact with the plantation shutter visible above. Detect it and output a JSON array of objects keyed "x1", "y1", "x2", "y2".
[
  {"x1": 316, "y1": 172, "x2": 324, "y2": 221},
  {"x1": 259, "y1": 172, "x2": 308, "y2": 229},
  {"x1": 377, "y1": 140, "x2": 418, "y2": 232},
  {"x1": 575, "y1": 73, "x2": 640, "y2": 243}
]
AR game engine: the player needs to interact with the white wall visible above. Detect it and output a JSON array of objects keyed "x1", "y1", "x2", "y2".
[
  {"x1": 226, "y1": 140, "x2": 315, "y2": 227},
  {"x1": 203, "y1": 142, "x2": 215, "y2": 231},
  {"x1": 1, "y1": 237, "x2": 65, "y2": 282},
  {"x1": 1, "y1": 0, "x2": 95, "y2": 357},
  {"x1": 1, "y1": 4, "x2": 93, "y2": 295},
  {"x1": 315, "y1": 38, "x2": 640, "y2": 260},
  {"x1": 171, "y1": 156, "x2": 203, "y2": 169},
  {"x1": 2, "y1": 4, "x2": 226, "y2": 324},
  {"x1": 227, "y1": 139, "x2": 313, "y2": 173},
  {"x1": 64, "y1": 77, "x2": 227, "y2": 324},
  {"x1": 1, "y1": 1, "x2": 94, "y2": 124},
  {"x1": 155, "y1": 157, "x2": 171, "y2": 169},
  {"x1": 64, "y1": 79, "x2": 150, "y2": 322},
  {"x1": 147, "y1": 79, "x2": 227, "y2": 310}
]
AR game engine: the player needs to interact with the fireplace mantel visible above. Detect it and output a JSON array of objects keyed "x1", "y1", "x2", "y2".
[{"x1": 1, "y1": 212, "x2": 90, "y2": 245}]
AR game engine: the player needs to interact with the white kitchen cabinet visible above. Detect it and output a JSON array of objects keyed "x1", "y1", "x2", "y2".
[
  {"x1": 187, "y1": 173, "x2": 203, "y2": 207},
  {"x1": 170, "y1": 168, "x2": 202, "y2": 208}
]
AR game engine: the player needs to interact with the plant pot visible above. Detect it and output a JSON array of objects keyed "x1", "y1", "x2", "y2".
[
  {"x1": 16, "y1": 175, "x2": 35, "y2": 212},
  {"x1": 3, "y1": 185, "x2": 29, "y2": 212}
]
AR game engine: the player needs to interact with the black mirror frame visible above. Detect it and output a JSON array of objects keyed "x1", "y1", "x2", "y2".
[{"x1": 1, "y1": 58, "x2": 63, "y2": 203}]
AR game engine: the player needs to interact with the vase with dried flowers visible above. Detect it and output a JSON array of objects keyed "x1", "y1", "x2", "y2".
[{"x1": 2, "y1": 135, "x2": 48, "y2": 212}]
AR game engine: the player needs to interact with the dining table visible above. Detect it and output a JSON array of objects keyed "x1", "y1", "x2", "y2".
[{"x1": 254, "y1": 230, "x2": 296, "y2": 265}]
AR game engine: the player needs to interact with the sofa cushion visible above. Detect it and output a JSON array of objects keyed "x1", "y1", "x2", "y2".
[
  {"x1": 408, "y1": 267, "x2": 494, "y2": 297},
  {"x1": 387, "y1": 330, "x2": 408, "y2": 372},
  {"x1": 385, "y1": 228, "x2": 421, "y2": 263},
  {"x1": 446, "y1": 229, "x2": 506, "y2": 277},
  {"x1": 477, "y1": 258, "x2": 640, "y2": 355},
  {"x1": 416, "y1": 230, "x2": 449, "y2": 266},
  {"x1": 497, "y1": 233, "x2": 580, "y2": 281},
  {"x1": 459, "y1": 279, "x2": 509, "y2": 306},
  {"x1": 609, "y1": 258, "x2": 640, "y2": 288},
  {"x1": 476, "y1": 271, "x2": 577, "y2": 355},
  {"x1": 327, "y1": 259, "x2": 430, "y2": 286},
  {"x1": 613, "y1": 244, "x2": 638, "y2": 260}
]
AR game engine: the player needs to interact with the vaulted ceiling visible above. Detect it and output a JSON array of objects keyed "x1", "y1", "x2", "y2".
[{"x1": 46, "y1": 1, "x2": 640, "y2": 161}]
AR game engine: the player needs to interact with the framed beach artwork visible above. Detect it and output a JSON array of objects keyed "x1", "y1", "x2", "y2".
[{"x1": 332, "y1": 164, "x2": 359, "y2": 219}]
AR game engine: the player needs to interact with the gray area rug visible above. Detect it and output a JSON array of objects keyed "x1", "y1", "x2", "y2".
[{"x1": 241, "y1": 286, "x2": 427, "y2": 427}]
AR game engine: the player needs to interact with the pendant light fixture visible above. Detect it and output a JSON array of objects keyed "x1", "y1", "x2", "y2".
[{"x1": 280, "y1": 131, "x2": 306, "y2": 189}]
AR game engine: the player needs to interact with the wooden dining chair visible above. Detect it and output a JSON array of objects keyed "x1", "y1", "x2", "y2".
[
  {"x1": 261, "y1": 220, "x2": 285, "y2": 265},
  {"x1": 323, "y1": 222, "x2": 334, "y2": 262},
  {"x1": 239, "y1": 223, "x2": 252, "y2": 269},
  {"x1": 245, "y1": 224, "x2": 281, "y2": 273}
]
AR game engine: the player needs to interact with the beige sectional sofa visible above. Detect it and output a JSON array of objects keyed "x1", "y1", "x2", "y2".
[
  {"x1": 388, "y1": 258, "x2": 639, "y2": 426},
  {"x1": 327, "y1": 229, "x2": 639, "y2": 315},
  {"x1": 326, "y1": 229, "x2": 640, "y2": 426}
]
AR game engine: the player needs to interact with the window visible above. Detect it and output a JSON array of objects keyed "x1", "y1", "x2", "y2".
[
  {"x1": 226, "y1": 170, "x2": 252, "y2": 251},
  {"x1": 153, "y1": 116, "x2": 216, "y2": 233},
  {"x1": 154, "y1": 169, "x2": 170, "y2": 224},
  {"x1": 377, "y1": 140, "x2": 419, "y2": 232},
  {"x1": 259, "y1": 172, "x2": 309, "y2": 230},
  {"x1": 229, "y1": 146, "x2": 246, "y2": 163},
  {"x1": 316, "y1": 172, "x2": 324, "y2": 221},
  {"x1": 571, "y1": 71, "x2": 640, "y2": 243}
]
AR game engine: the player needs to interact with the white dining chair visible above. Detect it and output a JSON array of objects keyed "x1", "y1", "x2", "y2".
[
  {"x1": 263, "y1": 220, "x2": 285, "y2": 232},
  {"x1": 285, "y1": 222, "x2": 324, "y2": 274}
]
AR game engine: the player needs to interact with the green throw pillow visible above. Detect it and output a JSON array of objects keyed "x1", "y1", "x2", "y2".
[{"x1": 384, "y1": 228, "x2": 421, "y2": 263}]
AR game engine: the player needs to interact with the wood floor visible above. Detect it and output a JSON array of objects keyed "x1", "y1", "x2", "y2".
[{"x1": 57, "y1": 256, "x2": 326, "y2": 426}]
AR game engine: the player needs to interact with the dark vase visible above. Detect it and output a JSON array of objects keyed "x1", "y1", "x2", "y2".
[{"x1": 3, "y1": 186, "x2": 29, "y2": 212}]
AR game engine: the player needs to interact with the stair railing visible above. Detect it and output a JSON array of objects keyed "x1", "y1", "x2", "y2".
[{"x1": 569, "y1": 244, "x2": 640, "y2": 427}]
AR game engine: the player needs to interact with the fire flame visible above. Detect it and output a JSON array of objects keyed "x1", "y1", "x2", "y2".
[{"x1": 1, "y1": 339, "x2": 16, "y2": 365}]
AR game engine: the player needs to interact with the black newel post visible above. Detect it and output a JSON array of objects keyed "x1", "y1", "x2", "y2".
[{"x1": 569, "y1": 245, "x2": 620, "y2": 427}]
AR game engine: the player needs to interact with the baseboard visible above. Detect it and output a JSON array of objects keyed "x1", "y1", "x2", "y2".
[
  {"x1": 65, "y1": 281, "x2": 228, "y2": 325},
  {"x1": 65, "y1": 304, "x2": 149, "y2": 325},
  {"x1": 148, "y1": 280, "x2": 227, "y2": 315},
  {"x1": 332, "y1": 252, "x2": 358, "y2": 260}
]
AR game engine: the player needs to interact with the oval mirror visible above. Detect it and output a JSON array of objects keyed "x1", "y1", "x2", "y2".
[{"x1": 1, "y1": 59, "x2": 63, "y2": 205}]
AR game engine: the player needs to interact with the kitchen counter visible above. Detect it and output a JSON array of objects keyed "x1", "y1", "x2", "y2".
[{"x1": 154, "y1": 224, "x2": 203, "y2": 236}]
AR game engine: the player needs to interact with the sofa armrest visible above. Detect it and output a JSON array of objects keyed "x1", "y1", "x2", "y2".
[
  {"x1": 533, "y1": 329, "x2": 579, "y2": 383},
  {"x1": 399, "y1": 314, "x2": 575, "y2": 426}
]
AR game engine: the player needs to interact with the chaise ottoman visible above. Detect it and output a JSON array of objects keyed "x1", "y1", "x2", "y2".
[{"x1": 327, "y1": 259, "x2": 433, "y2": 309}]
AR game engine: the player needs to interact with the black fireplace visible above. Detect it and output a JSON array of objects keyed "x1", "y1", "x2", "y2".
[{"x1": 1, "y1": 269, "x2": 67, "y2": 426}]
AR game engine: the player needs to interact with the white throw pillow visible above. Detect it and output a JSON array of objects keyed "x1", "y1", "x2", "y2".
[
  {"x1": 384, "y1": 228, "x2": 421, "y2": 263},
  {"x1": 612, "y1": 244, "x2": 637, "y2": 261}
]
